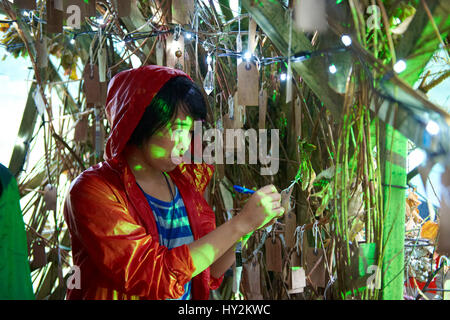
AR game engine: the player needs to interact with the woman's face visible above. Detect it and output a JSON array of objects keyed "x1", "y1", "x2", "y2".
[{"x1": 141, "y1": 109, "x2": 194, "y2": 172}]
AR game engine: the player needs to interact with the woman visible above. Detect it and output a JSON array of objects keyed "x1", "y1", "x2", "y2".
[{"x1": 63, "y1": 65, "x2": 284, "y2": 300}]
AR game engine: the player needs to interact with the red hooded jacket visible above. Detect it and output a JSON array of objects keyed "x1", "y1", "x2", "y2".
[{"x1": 63, "y1": 65, "x2": 223, "y2": 300}]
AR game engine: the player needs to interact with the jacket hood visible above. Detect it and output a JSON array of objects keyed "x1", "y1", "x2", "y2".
[{"x1": 104, "y1": 65, "x2": 192, "y2": 161}]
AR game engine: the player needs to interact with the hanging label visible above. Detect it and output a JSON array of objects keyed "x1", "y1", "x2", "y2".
[
  {"x1": 36, "y1": 37, "x2": 48, "y2": 69},
  {"x1": 98, "y1": 45, "x2": 107, "y2": 82},
  {"x1": 64, "y1": 0, "x2": 94, "y2": 28},
  {"x1": 284, "y1": 212, "x2": 297, "y2": 249},
  {"x1": 83, "y1": 64, "x2": 101, "y2": 105},
  {"x1": 54, "y1": 0, "x2": 63, "y2": 11},
  {"x1": 87, "y1": 0, "x2": 96, "y2": 17},
  {"x1": 237, "y1": 61, "x2": 259, "y2": 106},
  {"x1": 243, "y1": 257, "x2": 261, "y2": 295},
  {"x1": 100, "y1": 81, "x2": 108, "y2": 106},
  {"x1": 46, "y1": 0, "x2": 64, "y2": 34},
  {"x1": 233, "y1": 94, "x2": 244, "y2": 129},
  {"x1": 288, "y1": 267, "x2": 306, "y2": 294},
  {"x1": 74, "y1": 115, "x2": 88, "y2": 142},
  {"x1": 259, "y1": 88, "x2": 267, "y2": 129},
  {"x1": 286, "y1": 67, "x2": 293, "y2": 103},
  {"x1": 172, "y1": 0, "x2": 194, "y2": 25},
  {"x1": 33, "y1": 86, "x2": 46, "y2": 116},
  {"x1": 111, "y1": 0, "x2": 131, "y2": 18},
  {"x1": 165, "y1": 33, "x2": 185, "y2": 70},
  {"x1": 32, "y1": 240, "x2": 47, "y2": 269},
  {"x1": 14, "y1": 0, "x2": 36, "y2": 10},
  {"x1": 305, "y1": 247, "x2": 326, "y2": 288},
  {"x1": 265, "y1": 235, "x2": 283, "y2": 272},
  {"x1": 44, "y1": 184, "x2": 57, "y2": 212}
]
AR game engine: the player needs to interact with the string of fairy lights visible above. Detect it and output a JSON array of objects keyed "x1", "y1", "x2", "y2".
[{"x1": 1, "y1": 3, "x2": 445, "y2": 152}]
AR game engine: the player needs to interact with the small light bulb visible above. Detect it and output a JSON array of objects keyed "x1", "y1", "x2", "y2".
[
  {"x1": 426, "y1": 120, "x2": 440, "y2": 135},
  {"x1": 409, "y1": 148, "x2": 427, "y2": 168},
  {"x1": 23, "y1": 11, "x2": 30, "y2": 17},
  {"x1": 341, "y1": 35, "x2": 352, "y2": 47},
  {"x1": 243, "y1": 51, "x2": 252, "y2": 62},
  {"x1": 280, "y1": 73, "x2": 287, "y2": 81},
  {"x1": 329, "y1": 64, "x2": 337, "y2": 74},
  {"x1": 70, "y1": 38, "x2": 76, "y2": 45},
  {"x1": 394, "y1": 60, "x2": 407, "y2": 74},
  {"x1": 185, "y1": 32, "x2": 192, "y2": 40}
]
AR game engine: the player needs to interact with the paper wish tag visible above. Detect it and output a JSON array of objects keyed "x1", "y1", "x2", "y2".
[
  {"x1": 14, "y1": 0, "x2": 36, "y2": 10},
  {"x1": 243, "y1": 257, "x2": 262, "y2": 296},
  {"x1": 74, "y1": 114, "x2": 89, "y2": 142},
  {"x1": 172, "y1": 0, "x2": 194, "y2": 25},
  {"x1": 32, "y1": 239, "x2": 47, "y2": 269},
  {"x1": 83, "y1": 64, "x2": 101, "y2": 105},
  {"x1": 237, "y1": 61, "x2": 259, "y2": 106},
  {"x1": 305, "y1": 247, "x2": 326, "y2": 288},
  {"x1": 36, "y1": 37, "x2": 48, "y2": 69},
  {"x1": 44, "y1": 184, "x2": 57, "y2": 211},
  {"x1": 111, "y1": 0, "x2": 131, "y2": 17},
  {"x1": 265, "y1": 235, "x2": 282, "y2": 272},
  {"x1": 46, "y1": 0, "x2": 64, "y2": 34},
  {"x1": 288, "y1": 266, "x2": 306, "y2": 294}
]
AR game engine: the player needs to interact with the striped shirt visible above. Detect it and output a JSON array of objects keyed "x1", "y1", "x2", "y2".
[{"x1": 138, "y1": 183, "x2": 194, "y2": 300}]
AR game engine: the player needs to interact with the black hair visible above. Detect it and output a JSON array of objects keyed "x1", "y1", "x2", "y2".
[{"x1": 128, "y1": 76, "x2": 207, "y2": 147}]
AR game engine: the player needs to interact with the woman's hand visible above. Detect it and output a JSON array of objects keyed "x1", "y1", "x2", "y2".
[{"x1": 238, "y1": 184, "x2": 284, "y2": 234}]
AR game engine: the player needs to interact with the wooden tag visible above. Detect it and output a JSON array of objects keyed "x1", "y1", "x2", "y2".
[
  {"x1": 172, "y1": 0, "x2": 194, "y2": 25},
  {"x1": 237, "y1": 61, "x2": 259, "y2": 106},
  {"x1": 32, "y1": 240, "x2": 47, "y2": 269},
  {"x1": 63, "y1": 0, "x2": 93, "y2": 28},
  {"x1": 265, "y1": 235, "x2": 282, "y2": 272},
  {"x1": 111, "y1": 0, "x2": 131, "y2": 17},
  {"x1": 165, "y1": 33, "x2": 185, "y2": 70},
  {"x1": 74, "y1": 115, "x2": 88, "y2": 142},
  {"x1": 36, "y1": 37, "x2": 48, "y2": 69},
  {"x1": 305, "y1": 247, "x2": 326, "y2": 288},
  {"x1": 100, "y1": 81, "x2": 108, "y2": 106},
  {"x1": 258, "y1": 88, "x2": 267, "y2": 129},
  {"x1": 288, "y1": 266, "x2": 306, "y2": 294},
  {"x1": 33, "y1": 86, "x2": 46, "y2": 116},
  {"x1": 14, "y1": 0, "x2": 36, "y2": 10},
  {"x1": 247, "y1": 292, "x2": 264, "y2": 300},
  {"x1": 54, "y1": 0, "x2": 63, "y2": 11},
  {"x1": 284, "y1": 211, "x2": 297, "y2": 249},
  {"x1": 243, "y1": 258, "x2": 261, "y2": 295},
  {"x1": 44, "y1": 184, "x2": 57, "y2": 212},
  {"x1": 83, "y1": 64, "x2": 101, "y2": 105},
  {"x1": 46, "y1": 0, "x2": 63, "y2": 34},
  {"x1": 98, "y1": 46, "x2": 107, "y2": 82}
]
